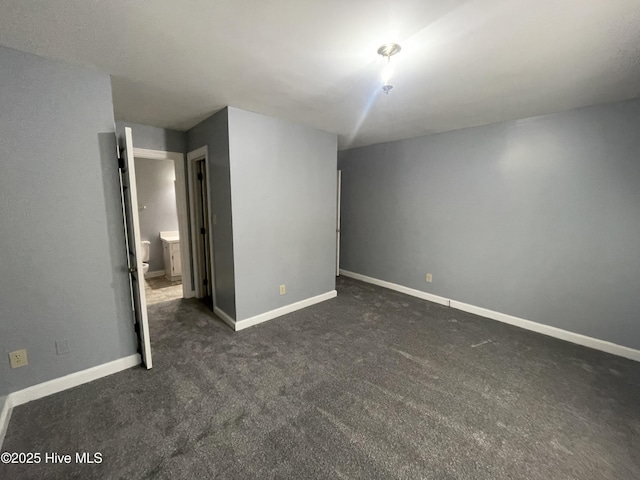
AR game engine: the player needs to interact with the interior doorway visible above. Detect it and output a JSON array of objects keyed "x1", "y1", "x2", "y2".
[
  {"x1": 187, "y1": 146, "x2": 216, "y2": 309},
  {"x1": 119, "y1": 127, "x2": 195, "y2": 369},
  {"x1": 134, "y1": 153, "x2": 184, "y2": 305},
  {"x1": 132, "y1": 147, "x2": 193, "y2": 302}
]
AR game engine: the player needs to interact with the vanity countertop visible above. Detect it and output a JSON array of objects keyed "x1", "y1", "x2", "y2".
[{"x1": 160, "y1": 231, "x2": 180, "y2": 243}]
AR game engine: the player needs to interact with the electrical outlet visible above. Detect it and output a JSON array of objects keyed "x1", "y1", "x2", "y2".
[
  {"x1": 56, "y1": 339, "x2": 70, "y2": 355},
  {"x1": 279, "y1": 284, "x2": 286, "y2": 295},
  {"x1": 426, "y1": 273, "x2": 433, "y2": 283},
  {"x1": 9, "y1": 349, "x2": 28, "y2": 368}
]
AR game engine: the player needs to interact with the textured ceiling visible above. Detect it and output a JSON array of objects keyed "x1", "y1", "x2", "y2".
[{"x1": 1, "y1": 0, "x2": 639, "y2": 149}]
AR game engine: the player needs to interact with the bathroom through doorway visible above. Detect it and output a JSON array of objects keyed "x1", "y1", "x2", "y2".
[{"x1": 132, "y1": 146, "x2": 191, "y2": 305}]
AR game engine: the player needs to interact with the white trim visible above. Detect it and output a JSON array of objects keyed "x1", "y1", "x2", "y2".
[
  {"x1": 132, "y1": 147, "x2": 179, "y2": 162},
  {"x1": 0, "y1": 395, "x2": 13, "y2": 450},
  {"x1": 187, "y1": 146, "x2": 217, "y2": 303},
  {"x1": 336, "y1": 170, "x2": 342, "y2": 276},
  {"x1": 174, "y1": 154, "x2": 193, "y2": 299},
  {"x1": 187, "y1": 147, "x2": 206, "y2": 298},
  {"x1": 340, "y1": 269, "x2": 640, "y2": 363},
  {"x1": 9, "y1": 354, "x2": 141, "y2": 406},
  {"x1": 213, "y1": 306, "x2": 236, "y2": 330},
  {"x1": 186, "y1": 146, "x2": 208, "y2": 159},
  {"x1": 0, "y1": 354, "x2": 141, "y2": 450},
  {"x1": 133, "y1": 147, "x2": 194, "y2": 299},
  {"x1": 449, "y1": 300, "x2": 640, "y2": 362},
  {"x1": 234, "y1": 290, "x2": 338, "y2": 331},
  {"x1": 339, "y1": 270, "x2": 450, "y2": 306},
  {"x1": 145, "y1": 270, "x2": 165, "y2": 279}
]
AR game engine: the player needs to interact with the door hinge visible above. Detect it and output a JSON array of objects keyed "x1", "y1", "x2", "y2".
[
  {"x1": 197, "y1": 172, "x2": 203, "y2": 181},
  {"x1": 118, "y1": 147, "x2": 125, "y2": 170}
]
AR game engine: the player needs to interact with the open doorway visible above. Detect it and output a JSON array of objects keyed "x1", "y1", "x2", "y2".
[
  {"x1": 132, "y1": 147, "x2": 193, "y2": 304},
  {"x1": 187, "y1": 146, "x2": 216, "y2": 310},
  {"x1": 120, "y1": 127, "x2": 195, "y2": 368}
]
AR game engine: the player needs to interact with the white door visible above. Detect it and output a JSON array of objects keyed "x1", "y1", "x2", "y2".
[
  {"x1": 119, "y1": 127, "x2": 152, "y2": 368},
  {"x1": 336, "y1": 170, "x2": 342, "y2": 276}
]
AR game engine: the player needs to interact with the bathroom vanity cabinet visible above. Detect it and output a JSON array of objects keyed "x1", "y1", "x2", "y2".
[{"x1": 160, "y1": 231, "x2": 181, "y2": 282}]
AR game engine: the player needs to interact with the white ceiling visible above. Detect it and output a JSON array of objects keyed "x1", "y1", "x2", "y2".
[{"x1": 1, "y1": 0, "x2": 639, "y2": 149}]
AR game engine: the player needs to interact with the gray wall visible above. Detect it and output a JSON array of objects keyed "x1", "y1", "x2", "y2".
[
  {"x1": 115, "y1": 121, "x2": 186, "y2": 154},
  {"x1": 187, "y1": 108, "x2": 236, "y2": 318},
  {"x1": 339, "y1": 98, "x2": 640, "y2": 350},
  {"x1": 228, "y1": 108, "x2": 337, "y2": 320},
  {"x1": 0, "y1": 46, "x2": 137, "y2": 396},
  {"x1": 134, "y1": 157, "x2": 179, "y2": 272}
]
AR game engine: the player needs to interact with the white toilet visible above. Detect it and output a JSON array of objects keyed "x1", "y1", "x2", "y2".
[{"x1": 140, "y1": 240, "x2": 151, "y2": 276}]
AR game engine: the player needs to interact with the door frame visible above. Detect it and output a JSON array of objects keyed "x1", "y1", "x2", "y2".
[
  {"x1": 187, "y1": 146, "x2": 217, "y2": 303},
  {"x1": 336, "y1": 169, "x2": 342, "y2": 276},
  {"x1": 133, "y1": 147, "x2": 194, "y2": 299}
]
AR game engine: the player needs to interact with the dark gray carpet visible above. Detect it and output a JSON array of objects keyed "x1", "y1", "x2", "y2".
[{"x1": 2, "y1": 277, "x2": 639, "y2": 479}]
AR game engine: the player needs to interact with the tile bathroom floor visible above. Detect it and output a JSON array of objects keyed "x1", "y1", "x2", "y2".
[{"x1": 144, "y1": 276, "x2": 183, "y2": 305}]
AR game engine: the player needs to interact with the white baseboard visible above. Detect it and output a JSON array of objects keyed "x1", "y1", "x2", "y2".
[
  {"x1": 145, "y1": 270, "x2": 165, "y2": 279},
  {"x1": 0, "y1": 354, "x2": 141, "y2": 450},
  {"x1": 234, "y1": 290, "x2": 338, "y2": 331},
  {"x1": 340, "y1": 269, "x2": 640, "y2": 363},
  {"x1": 449, "y1": 300, "x2": 640, "y2": 362},
  {"x1": 9, "y1": 354, "x2": 141, "y2": 406},
  {"x1": 340, "y1": 270, "x2": 450, "y2": 307},
  {"x1": 214, "y1": 307, "x2": 236, "y2": 330}
]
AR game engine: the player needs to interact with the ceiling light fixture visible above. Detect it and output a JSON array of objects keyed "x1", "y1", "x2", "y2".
[{"x1": 377, "y1": 43, "x2": 401, "y2": 95}]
